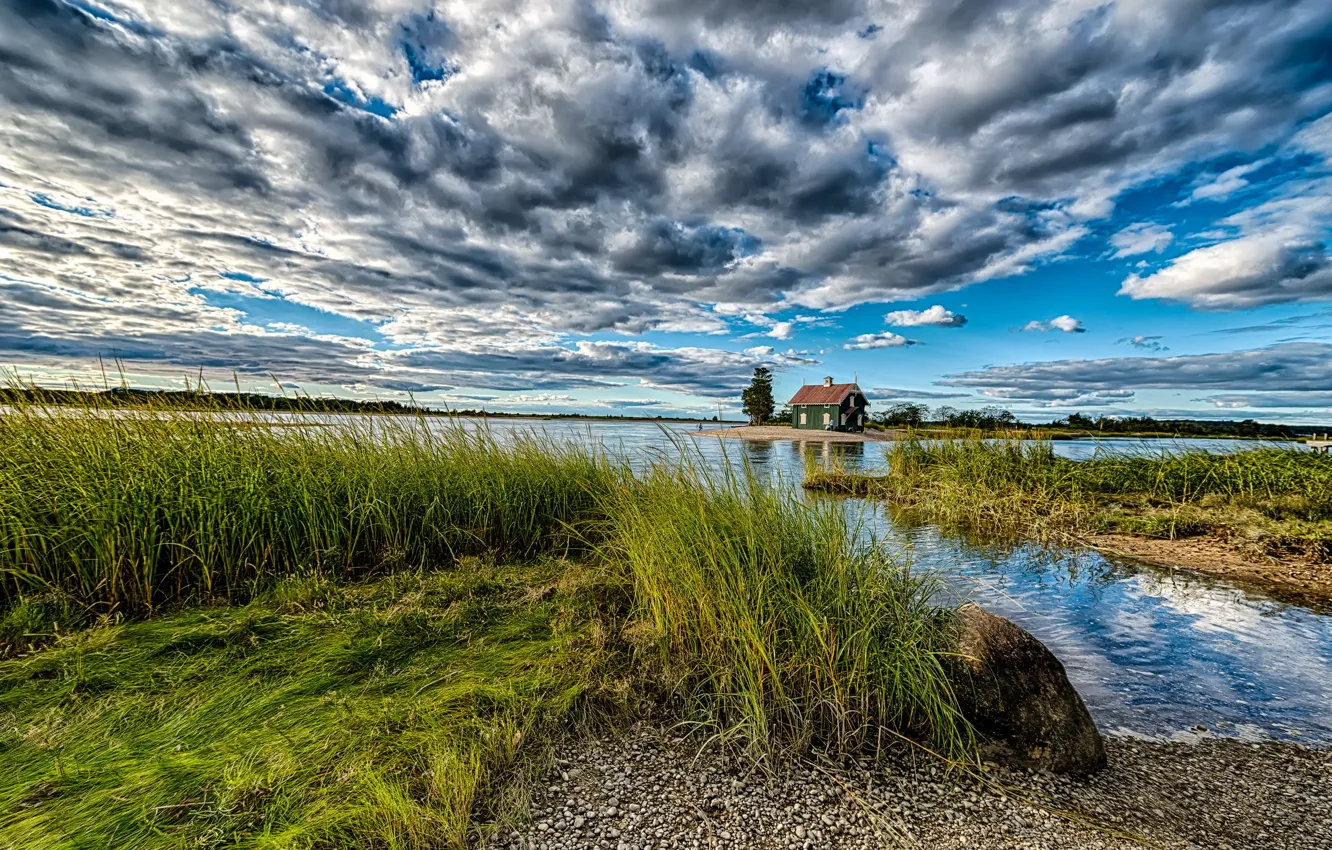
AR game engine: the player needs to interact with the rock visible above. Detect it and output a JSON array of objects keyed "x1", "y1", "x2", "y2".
[{"x1": 944, "y1": 604, "x2": 1107, "y2": 774}]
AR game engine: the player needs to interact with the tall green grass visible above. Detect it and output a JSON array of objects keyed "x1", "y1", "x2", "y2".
[
  {"x1": 0, "y1": 404, "x2": 970, "y2": 847},
  {"x1": 605, "y1": 458, "x2": 967, "y2": 761},
  {"x1": 0, "y1": 406, "x2": 619, "y2": 617}
]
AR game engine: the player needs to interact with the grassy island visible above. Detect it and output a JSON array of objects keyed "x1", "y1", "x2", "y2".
[
  {"x1": 805, "y1": 437, "x2": 1332, "y2": 603},
  {"x1": 0, "y1": 407, "x2": 965, "y2": 848}
]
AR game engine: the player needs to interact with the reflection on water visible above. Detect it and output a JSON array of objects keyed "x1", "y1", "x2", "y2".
[{"x1": 96, "y1": 414, "x2": 1332, "y2": 743}]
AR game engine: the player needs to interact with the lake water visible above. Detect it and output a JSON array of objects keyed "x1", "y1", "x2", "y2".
[{"x1": 456, "y1": 418, "x2": 1332, "y2": 745}]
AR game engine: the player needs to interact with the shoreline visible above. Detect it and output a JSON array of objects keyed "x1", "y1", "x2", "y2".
[
  {"x1": 493, "y1": 724, "x2": 1330, "y2": 849},
  {"x1": 1086, "y1": 532, "x2": 1332, "y2": 609}
]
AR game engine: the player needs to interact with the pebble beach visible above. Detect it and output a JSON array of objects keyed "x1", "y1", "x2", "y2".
[{"x1": 488, "y1": 724, "x2": 1332, "y2": 850}]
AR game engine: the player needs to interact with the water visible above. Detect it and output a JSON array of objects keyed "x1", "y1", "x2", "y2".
[{"x1": 65, "y1": 411, "x2": 1332, "y2": 743}]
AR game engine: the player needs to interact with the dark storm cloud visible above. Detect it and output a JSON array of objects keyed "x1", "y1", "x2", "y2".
[{"x1": 942, "y1": 343, "x2": 1332, "y2": 393}]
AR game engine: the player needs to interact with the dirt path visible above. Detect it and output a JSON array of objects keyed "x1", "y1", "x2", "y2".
[
  {"x1": 693, "y1": 426, "x2": 903, "y2": 442},
  {"x1": 1086, "y1": 533, "x2": 1332, "y2": 609}
]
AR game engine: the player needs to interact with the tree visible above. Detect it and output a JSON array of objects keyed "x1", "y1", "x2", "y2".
[
  {"x1": 880, "y1": 402, "x2": 929, "y2": 427},
  {"x1": 740, "y1": 367, "x2": 775, "y2": 425}
]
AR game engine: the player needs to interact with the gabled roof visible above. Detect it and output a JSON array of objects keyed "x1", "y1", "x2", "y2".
[{"x1": 787, "y1": 382, "x2": 862, "y2": 406}]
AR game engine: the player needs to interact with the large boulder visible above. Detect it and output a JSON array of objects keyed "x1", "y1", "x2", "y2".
[{"x1": 945, "y1": 604, "x2": 1107, "y2": 774}]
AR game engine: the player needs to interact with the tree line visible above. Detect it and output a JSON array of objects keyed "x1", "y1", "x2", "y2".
[{"x1": 872, "y1": 402, "x2": 1321, "y2": 438}]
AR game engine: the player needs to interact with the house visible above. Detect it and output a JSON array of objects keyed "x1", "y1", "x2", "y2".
[{"x1": 787, "y1": 377, "x2": 869, "y2": 432}]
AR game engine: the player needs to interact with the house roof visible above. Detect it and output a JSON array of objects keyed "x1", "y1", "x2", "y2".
[{"x1": 787, "y1": 382, "x2": 862, "y2": 406}]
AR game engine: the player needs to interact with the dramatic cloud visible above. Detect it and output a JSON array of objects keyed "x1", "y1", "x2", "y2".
[
  {"x1": 843, "y1": 332, "x2": 920, "y2": 350},
  {"x1": 883, "y1": 305, "x2": 967, "y2": 328},
  {"x1": 4, "y1": 0, "x2": 1332, "y2": 400},
  {"x1": 1118, "y1": 335, "x2": 1168, "y2": 352},
  {"x1": 943, "y1": 343, "x2": 1332, "y2": 393},
  {"x1": 1022, "y1": 315, "x2": 1085, "y2": 333},
  {"x1": 1110, "y1": 223, "x2": 1173, "y2": 258}
]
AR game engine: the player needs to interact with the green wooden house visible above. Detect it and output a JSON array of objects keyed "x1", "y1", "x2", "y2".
[{"x1": 787, "y1": 377, "x2": 869, "y2": 432}]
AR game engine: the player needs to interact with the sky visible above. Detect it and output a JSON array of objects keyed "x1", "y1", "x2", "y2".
[{"x1": 2, "y1": 0, "x2": 1332, "y2": 422}]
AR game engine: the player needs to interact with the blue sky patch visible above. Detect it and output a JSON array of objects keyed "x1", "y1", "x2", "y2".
[
  {"x1": 400, "y1": 12, "x2": 457, "y2": 85},
  {"x1": 30, "y1": 193, "x2": 112, "y2": 218},
  {"x1": 322, "y1": 79, "x2": 398, "y2": 119},
  {"x1": 800, "y1": 70, "x2": 865, "y2": 126},
  {"x1": 194, "y1": 288, "x2": 388, "y2": 343}
]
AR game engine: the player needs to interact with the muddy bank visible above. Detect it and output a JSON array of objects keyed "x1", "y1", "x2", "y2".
[
  {"x1": 1087, "y1": 533, "x2": 1332, "y2": 609},
  {"x1": 489, "y1": 724, "x2": 1330, "y2": 849},
  {"x1": 693, "y1": 425, "x2": 903, "y2": 442}
]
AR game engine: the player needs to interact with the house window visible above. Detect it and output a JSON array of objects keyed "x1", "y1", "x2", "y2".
[
  {"x1": 799, "y1": 410, "x2": 807, "y2": 425},
  {"x1": 840, "y1": 411, "x2": 846, "y2": 426},
  {"x1": 822, "y1": 411, "x2": 830, "y2": 426}
]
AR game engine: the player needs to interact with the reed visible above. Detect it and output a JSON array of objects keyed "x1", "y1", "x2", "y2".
[
  {"x1": 603, "y1": 457, "x2": 967, "y2": 762},
  {"x1": 0, "y1": 404, "x2": 620, "y2": 617}
]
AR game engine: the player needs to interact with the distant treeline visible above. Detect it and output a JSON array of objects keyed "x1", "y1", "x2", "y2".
[
  {"x1": 820, "y1": 402, "x2": 1327, "y2": 439},
  {"x1": 0, "y1": 386, "x2": 432, "y2": 414},
  {"x1": 0, "y1": 387, "x2": 720, "y2": 421}
]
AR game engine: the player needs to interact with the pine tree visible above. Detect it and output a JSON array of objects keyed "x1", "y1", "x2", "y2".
[{"x1": 740, "y1": 366, "x2": 775, "y2": 425}]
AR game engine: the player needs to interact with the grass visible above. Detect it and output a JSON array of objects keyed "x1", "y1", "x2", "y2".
[
  {"x1": 0, "y1": 406, "x2": 616, "y2": 620},
  {"x1": 804, "y1": 436, "x2": 1332, "y2": 561},
  {"x1": 0, "y1": 561, "x2": 618, "y2": 850},
  {"x1": 0, "y1": 405, "x2": 967, "y2": 848}
]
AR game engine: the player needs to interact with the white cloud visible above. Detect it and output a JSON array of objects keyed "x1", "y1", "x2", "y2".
[
  {"x1": 1185, "y1": 160, "x2": 1271, "y2": 204},
  {"x1": 883, "y1": 305, "x2": 967, "y2": 327},
  {"x1": 1110, "y1": 223, "x2": 1174, "y2": 258},
  {"x1": 842, "y1": 332, "x2": 921, "y2": 350},
  {"x1": 1021, "y1": 315, "x2": 1086, "y2": 333},
  {"x1": 1119, "y1": 232, "x2": 1332, "y2": 310},
  {"x1": 767, "y1": 321, "x2": 795, "y2": 340},
  {"x1": 1116, "y1": 335, "x2": 1168, "y2": 352}
]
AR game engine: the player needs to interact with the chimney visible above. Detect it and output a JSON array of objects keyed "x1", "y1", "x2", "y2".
[{"x1": 823, "y1": 376, "x2": 833, "y2": 387}]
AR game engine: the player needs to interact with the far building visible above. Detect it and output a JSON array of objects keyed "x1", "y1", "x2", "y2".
[{"x1": 787, "y1": 377, "x2": 869, "y2": 432}]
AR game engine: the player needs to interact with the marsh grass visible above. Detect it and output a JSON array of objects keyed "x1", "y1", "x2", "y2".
[
  {"x1": 605, "y1": 457, "x2": 968, "y2": 762},
  {"x1": 806, "y1": 437, "x2": 1332, "y2": 559},
  {"x1": 0, "y1": 403, "x2": 618, "y2": 619},
  {"x1": 0, "y1": 404, "x2": 969, "y2": 847}
]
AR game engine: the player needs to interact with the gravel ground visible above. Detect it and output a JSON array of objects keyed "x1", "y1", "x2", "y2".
[{"x1": 484, "y1": 724, "x2": 1331, "y2": 850}]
